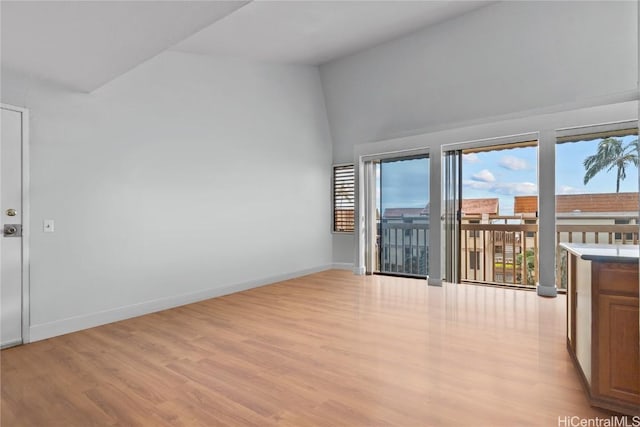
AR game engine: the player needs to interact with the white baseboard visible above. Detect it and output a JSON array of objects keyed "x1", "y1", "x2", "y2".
[
  {"x1": 28, "y1": 264, "x2": 333, "y2": 343},
  {"x1": 332, "y1": 262, "x2": 354, "y2": 270}
]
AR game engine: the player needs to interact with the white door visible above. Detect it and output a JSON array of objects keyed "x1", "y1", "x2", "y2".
[{"x1": 1, "y1": 106, "x2": 25, "y2": 348}]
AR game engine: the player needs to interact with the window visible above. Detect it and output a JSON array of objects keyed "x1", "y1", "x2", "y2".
[
  {"x1": 469, "y1": 250, "x2": 480, "y2": 270},
  {"x1": 333, "y1": 164, "x2": 355, "y2": 232},
  {"x1": 494, "y1": 245, "x2": 503, "y2": 254},
  {"x1": 614, "y1": 219, "x2": 634, "y2": 241},
  {"x1": 404, "y1": 219, "x2": 412, "y2": 237}
]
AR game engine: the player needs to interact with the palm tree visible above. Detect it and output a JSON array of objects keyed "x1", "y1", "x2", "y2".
[{"x1": 583, "y1": 137, "x2": 639, "y2": 193}]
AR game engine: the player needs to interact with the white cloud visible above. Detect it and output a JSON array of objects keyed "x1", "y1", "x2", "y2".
[
  {"x1": 463, "y1": 180, "x2": 492, "y2": 190},
  {"x1": 498, "y1": 155, "x2": 528, "y2": 171},
  {"x1": 463, "y1": 180, "x2": 537, "y2": 195},
  {"x1": 492, "y1": 182, "x2": 538, "y2": 195},
  {"x1": 471, "y1": 169, "x2": 495, "y2": 183},
  {"x1": 463, "y1": 153, "x2": 480, "y2": 163}
]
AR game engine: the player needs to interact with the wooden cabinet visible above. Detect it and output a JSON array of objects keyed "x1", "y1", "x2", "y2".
[
  {"x1": 592, "y1": 262, "x2": 639, "y2": 411},
  {"x1": 564, "y1": 244, "x2": 640, "y2": 416}
]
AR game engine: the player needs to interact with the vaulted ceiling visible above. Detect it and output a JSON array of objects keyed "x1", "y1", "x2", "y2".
[{"x1": 1, "y1": 1, "x2": 494, "y2": 92}]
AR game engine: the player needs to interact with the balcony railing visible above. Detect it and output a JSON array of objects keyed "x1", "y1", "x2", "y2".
[
  {"x1": 555, "y1": 224, "x2": 638, "y2": 290},
  {"x1": 461, "y1": 223, "x2": 538, "y2": 288},
  {"x1": 377, "y1": 220, "x2": 429, "y2": 277},
  {"x1": 556, "y1": 225, "x2": 639, "y2": 245},
  {"x1": 460, "y1": 218, "x2": 638, "y2": 289},
  {"x1": 375, "y1": 215, "x2": 637, "y2": 288}
]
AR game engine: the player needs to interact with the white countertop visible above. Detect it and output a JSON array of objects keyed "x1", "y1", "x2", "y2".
[{"x1": 559, "y1": 243, "x2": 639, "y2": 262}]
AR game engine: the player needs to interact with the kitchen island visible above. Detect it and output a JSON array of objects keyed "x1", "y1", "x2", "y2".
[{"x1": 561, "y1": 243, "x2": 639, "y2": 415}]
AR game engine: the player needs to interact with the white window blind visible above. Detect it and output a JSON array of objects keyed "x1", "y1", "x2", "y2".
[{"x1": 333, "y1": 164, "x2": 355, "y2": 232}]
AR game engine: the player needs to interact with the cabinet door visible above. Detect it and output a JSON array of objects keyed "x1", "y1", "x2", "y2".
[{"x1": 597, "y1": 294, "x2": 640, "y2": 404}]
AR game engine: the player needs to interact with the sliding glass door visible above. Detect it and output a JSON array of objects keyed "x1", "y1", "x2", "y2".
[
  {"x1": 443, "y1": 141, "x2": 539, "y2": 287},
  {"x1": 377, "y1": 155, "x2": 430, "y2": 278}
]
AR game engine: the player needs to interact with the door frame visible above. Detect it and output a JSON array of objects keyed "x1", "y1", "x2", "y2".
[
  {"x1": 1, "y1": 103, "x2": 30, "y2": 345},
  {"x1": 441, "y1": 132, "x2": 539, "y2": 287}
]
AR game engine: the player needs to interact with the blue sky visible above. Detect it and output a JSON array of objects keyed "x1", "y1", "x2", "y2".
[
  {"x1": 379, "y1": 157, "x2": 429, "y2": 213},
  {"x1": 462, "y1": 145, "x2": 538, "y2": 215},
  {"x1": 463, "y1": 135, "x2": 638, "y2": 215},
  {"x1": 555, "y1": 135, "x2": 638, "y2": 196},
  {"x1": 377, "y1": 135, "x2": 638, "y2": 215}
]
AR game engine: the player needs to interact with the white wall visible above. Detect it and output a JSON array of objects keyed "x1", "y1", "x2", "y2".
[
  {"x1": 2, "y1": 51, "x2": 333, "y2": 340},
  {"x1": 321, "y1": 1, "x2": 638, "y2": 266}
]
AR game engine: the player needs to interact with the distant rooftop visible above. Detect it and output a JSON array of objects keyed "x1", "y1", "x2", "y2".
[
  {"x1": 383, "y1": 197, "x2": 499, "y2": 218},
  {"x1": 383, "y1": 207, "x2": 426, "y2": 218},
  {"x1": 461, "y1": 198, "x2": 499, "y2": 215},
  {"x1": 515, "y1": 193, "x2": 639, "y2": 215}
]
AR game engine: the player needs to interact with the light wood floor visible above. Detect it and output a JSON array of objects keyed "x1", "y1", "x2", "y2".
[{"x1": 2, "y1": 270, "x2": 612, "y2": 426}]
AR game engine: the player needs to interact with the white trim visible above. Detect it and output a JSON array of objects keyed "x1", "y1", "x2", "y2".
[
  {"x1": 354, "y1": 265, "x2": 366, "y2": 275},
  {"x1": 360, "y1": 147, "x2": 430, "y2": 163},
  {"x1": 363, "y1": 161, "x2": 376, "y2": 274},
  {"x1": 332, "y1": 262, "x2": 354, "y2": 270},
  {"x1": 357, "y1": 90, "x2": 639, "y2": 145},
  {"x1": 29, "y1": 264, "x2": 334, "y2": 342},
  {"x1": 352, "y1": 101, "x2": 637, "y2": 158},
  {"x1": 21, "y1": 107, "x2": 30, "y2": 344},
  {"x1": 556, "y1": 119, "x2": 638, "y2": 139},
  {"x1": 0, "y1": 103, "x2": 27, "y2": 114},
  {"x1": 0, "y1": 339, "x2": 22, "y2": 350},
  {"x1": 442, "y1": 132, "x2": 539, "y2": 152},
  {"x1": 1, "y1": 104, "x2": 30, "y2": 344}
]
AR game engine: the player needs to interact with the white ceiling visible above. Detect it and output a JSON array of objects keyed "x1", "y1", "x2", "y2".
[
  {"x1": 173, "y1": 1, "x2": 494, "y2": 65},
  {"x1": 1, "y1": 1, "x2": 494, "y2": 92},
  {"x1": 0, "y1": 1, "x2": 248, "y2": 92}
]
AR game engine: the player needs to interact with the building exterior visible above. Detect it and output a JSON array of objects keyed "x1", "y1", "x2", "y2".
[
  {"x1": 516, "y1": 193, "x2": 639, "y2": 243},
  {"x1": 460, "y1": 193, "x2": 639, "y2": 287},
  {"x1": 379, "y1": 206, "x2": 429, "y2": 276}
]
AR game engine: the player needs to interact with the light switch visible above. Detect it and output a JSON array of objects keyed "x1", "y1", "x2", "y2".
[{"x1": 43, "y1": 219, "x2": 54, "y2": 233}]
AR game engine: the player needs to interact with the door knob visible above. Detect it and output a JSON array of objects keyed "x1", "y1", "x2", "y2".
[{"x1": 6, "y1": 209, "x2": 17, "y2": 217}]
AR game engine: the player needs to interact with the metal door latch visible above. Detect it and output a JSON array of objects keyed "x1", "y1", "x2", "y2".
[{"x1": 3, "y1": 224, "x2": 22, "y2": 237}]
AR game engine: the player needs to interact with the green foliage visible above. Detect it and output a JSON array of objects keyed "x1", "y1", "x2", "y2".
[
  {"x1": 516, "y1": 248, "x2": 536, "y2": 286},
  {"x1": 583, "y1": 137, "x2": 639, "y2": 193}
]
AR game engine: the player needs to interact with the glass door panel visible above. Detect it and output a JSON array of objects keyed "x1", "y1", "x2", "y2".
[{"x1": 378, "y1": 156, "x2": 429, "y2": 278}]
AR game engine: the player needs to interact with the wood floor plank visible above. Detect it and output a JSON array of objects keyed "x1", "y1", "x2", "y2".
[{"x1": 2, "y1": 270, "x2": 615, "y2": 426}]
